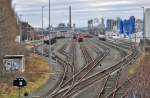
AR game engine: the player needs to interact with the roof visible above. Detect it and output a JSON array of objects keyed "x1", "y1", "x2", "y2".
[{"x1": 3, "y1": 55, "x2": 24, "y2": 59}]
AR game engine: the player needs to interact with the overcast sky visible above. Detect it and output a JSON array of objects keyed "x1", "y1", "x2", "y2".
[{"x1": 12, "y1": 0, "x2": 150, "y2": 28}]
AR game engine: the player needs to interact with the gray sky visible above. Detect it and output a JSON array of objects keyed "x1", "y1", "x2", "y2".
[{"x1": 12, "y1": 0, "x2": 150, "y2": 28}]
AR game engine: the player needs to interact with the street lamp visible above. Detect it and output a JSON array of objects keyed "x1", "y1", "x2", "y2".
[
  {"x1": 42, "y1": 6, "x2": 45, "y2": 56},
  {"x1": 142, "y1": 7, "x2": 146, "y2": 52},
  {"x1": 48, "y1": 0, "x2": 52, "y2": 64},
  {"x1": 19, "y1": 14, "x2": 23, "y2": 44}
]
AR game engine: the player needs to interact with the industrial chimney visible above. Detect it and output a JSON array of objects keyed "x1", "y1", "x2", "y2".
[{"x1": 69, "y1": 5, "x2": 72, "y2": 28}]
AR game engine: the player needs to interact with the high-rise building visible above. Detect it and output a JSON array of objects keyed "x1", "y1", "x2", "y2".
[
  {"x1": 88, "y1": 20, "x2": 94, "y2": 34},
  {"x1": 73, "y1": 24, "x2": 76, "y2": 31},
  {"x1": 88, "y1": 17, "x2": 105, "y2": 35},
  {"x1": 145, "y1": 8, "x2": 150, "y2": 39},
  {"x1": 99, "y1": 17, "x2": 105, "y2": 34},
  {"x1": 100, "y1": 18, "x2": 104, "y2": 25},
  {"x1": 136, "y1": 19, "x2": 143, "y2": 32},
  {"x1": 116, "y1": 17, "x2": 121, "y2": 30},
  {"x1": 106, "y1": 19, "x2": 115, "y2": 31}
]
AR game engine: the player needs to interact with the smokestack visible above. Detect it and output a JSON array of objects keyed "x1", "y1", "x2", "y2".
[{"x1": 69, "y1": 5, "x2": 72, "y2": 28}]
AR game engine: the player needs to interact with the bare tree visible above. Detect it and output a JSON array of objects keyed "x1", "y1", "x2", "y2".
[{"x1": 0, "y1": 0, "x2": 25, "y2": 75}]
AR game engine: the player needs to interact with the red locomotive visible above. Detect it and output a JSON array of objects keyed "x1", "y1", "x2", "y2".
[{"x1": 78, "y1": 36, "x2": 84, "y2": 42}]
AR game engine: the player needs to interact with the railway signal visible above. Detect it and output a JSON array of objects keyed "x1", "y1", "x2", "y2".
[
  {"x1": 13, "y1": 77, "x2": 27, "y2": 98},
  {"x1": 13, "y1": 77, "x2": 27, "y2": 87}
]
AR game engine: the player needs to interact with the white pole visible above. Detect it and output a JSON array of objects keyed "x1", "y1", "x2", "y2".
[
  {"x1": 49, "y1": 0, "x2": 51, "y2": 64},
  {"x1": 142, "y1": 7, "x2": 146, "y2": 52},
  {"x1": 42, "y1": 6, "x2": 44, "y2": 56},
  {"x1": 19, "y1": 15, "x2": 23, "y2": 44}
]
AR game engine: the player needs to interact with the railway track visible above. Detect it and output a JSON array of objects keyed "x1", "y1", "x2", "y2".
[
  {"x1": 70, "y1": 39, "x2": 77, "y2": 68},
  {"x1": 61, "y1": 43, "x2": 109, "y2": 87},
  {"x1": 60, "y1": 54, "x2": 109, "y2": 98},
  {"x1": 58, "y1": 40, "x2": 70, "y2": 58},
  {"x1": 94, "y1": 39, "x2": 139, "y2": 98},
  {"x1": 61, "y1": 54, "x2": 135, "y2": 98},
  {"x1": 85, "y1": 40, "x2": 103, "y2": 55},
  {"x1": 43, "y1": 40, "x2": 75, "y2": 97},
  {"x1": 50, "y1": 39, "x2": 129, "y2": 98},
  {"x1": 47, "y1": 40, "x2": 109, "y2": 98},
  {"x1": 45, "y1": 39, "x2": 77, "y2": 98},
  {"x1": 60, "y1": 40, "x2": 138, "y2": 98},
  {"x1": 63, "y1": 39, "x2": 77, "y2": 98},
  {"x1": 44, "y1": 38, "x2": 138, "y2": 98},
  {"x1": 105, "y1": 39, "x2": 136, "y2": 51},
  {"x1": 106, "y1": 77, "x2": 134, "y2": 98},
  {"x1": 80, "y1": 43, "x2": 94, "y2": 65},
  {"x1": 89, "y1": 39, "x2": 128, "y2": 61},
  {"x1": 96, "y1": 71, "x2": 121, "y2": 98}
]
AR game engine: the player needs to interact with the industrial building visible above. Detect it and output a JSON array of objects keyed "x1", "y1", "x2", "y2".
[
  {"x1": 88, "y1": 18, "x2": 105, "y2": 35},
  {"x1": 106, "y1": 19, "x2": 115, "y2": 31},
  {"x1": 55, "y1": 23, "x2": 72, "y2": 33},
  {"x1": 136, "y1": 19, "x2": 143, "y2": 32},
  {"x1": 145, "y1": 8, "x2": 150, "y2": 39}
]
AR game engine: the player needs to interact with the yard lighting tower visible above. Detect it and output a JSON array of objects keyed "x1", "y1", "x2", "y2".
[{"x1": 41, "y1": 6, "x2": 44, "y2": 56}]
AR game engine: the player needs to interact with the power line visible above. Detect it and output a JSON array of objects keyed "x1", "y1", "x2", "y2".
[{"x1": 16, "y1": 7, "x2": 142, "y2": 13}]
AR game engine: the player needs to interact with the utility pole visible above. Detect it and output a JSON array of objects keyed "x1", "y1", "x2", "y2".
[
  {"x1": 27, "y1": 21, "x2": 28, "y2": 41},
  {"x1": 129, "y1": 32, "x2": 132, "y2": 47},
  {"x1": 135, "y1": 32, "x2": 137, "y2": 43},
  {"x1": 142, "y1": 7, "x2": 146, "y2": 53},
  {"x1": 42, "y1": 6, "x2": 44, "y2": 56},
  {"x1": 25, "y1": 17, "x2": 29, "y2": 41},
  {"x1": 19, "y1": 14, "x2": 23, "y2": 44},
  {"x1": 48, "y1": 0, "x2": 51, "y2": 64}
]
